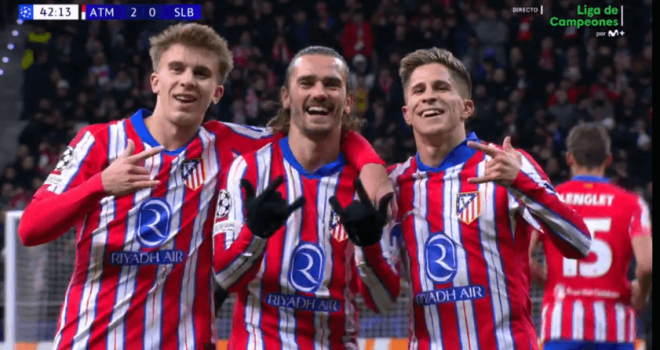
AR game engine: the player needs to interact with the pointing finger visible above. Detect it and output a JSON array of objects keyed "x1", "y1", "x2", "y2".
[
  {"x1": 262, "y1": 175, "x2": 285, "y2": 198},
  {"x1": 328, "y1": 196, "x2": 347, "y2": 221},
  {"x1": 503, "y1": 136, "x2": 514, "y2": 152},
  {"x1": 287, "y1": 196, "x2": 306, "y2": 216},
  {"x1": 240, "y1": 179, "x2": 256, "y2": 200},
  {"x1": 121, "y1": 139, "x2": 136, "y2": 158},
  {"x1": 467, "y1": 176, "x2": 492, "y2": 184},
  {"x1": 377, "y1": 192, "x2": 395, "y2": 218},
  {"x1": 467, "y1": 141, "x2": 499, "y2": 157},
  {"x1": 130, "y1": 145, "x2": 164, "y2": 162}
]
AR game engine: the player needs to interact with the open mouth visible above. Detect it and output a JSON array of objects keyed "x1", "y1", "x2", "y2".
[
  {"x1": 420, "y1": 108, "x2": 444, "y2": 118},
  {"x1": 173, "y1": 93, "x2": 197, "y2": 104},
  {"x1": 306, "y1": 105, "x2": 334, "y2": 117}
]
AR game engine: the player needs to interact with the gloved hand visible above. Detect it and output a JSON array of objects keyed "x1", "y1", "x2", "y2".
[
  {"x1": 240, "y1": 175, "x2": 305, "y2": 239},
  {"x1": 329, "y1": 178, "x2": 394, "y2": 247}
]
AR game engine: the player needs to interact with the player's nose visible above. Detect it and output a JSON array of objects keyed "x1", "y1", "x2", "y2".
[{"x1": 309, "y1": 82, "x2": 328, "y2": 100}]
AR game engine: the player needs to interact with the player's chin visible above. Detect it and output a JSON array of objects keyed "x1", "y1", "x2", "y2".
[{"x1": 171, "y1": 109, "x2": 205, "y2": 126}]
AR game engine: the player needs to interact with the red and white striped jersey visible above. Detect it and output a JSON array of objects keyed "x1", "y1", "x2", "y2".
[
  {"x1": 540, "y1": 176, "x2": 652, "y2": 344},
  {"x1": 34, "y1": 109, "x2": 277, "y2": 350},
  {"x1": 388, "y1": 133, "x2": 592, "y2": 350},
  {"x1": 213, "y1": 137, "x2": 401, "y2": 350}
]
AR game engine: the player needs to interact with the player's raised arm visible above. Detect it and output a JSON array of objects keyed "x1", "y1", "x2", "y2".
[
  {"x1": 18, "y1": 127, "x2": 162, "y2": 246},
  {"x1": 213, "y1": 156, "x2": 304, "y2": 292},
  {"x1": 468, "y1": 137, "x2": 592, "y2": 258},
  {"x1": 340, "y1": 130, "x2": 394, "y2": 207},
  {"x1": 330, "y1": 179, "x2": 400, "y2": 313}
]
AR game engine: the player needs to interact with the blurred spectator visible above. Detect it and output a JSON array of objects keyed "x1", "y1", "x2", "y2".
[{"x1": 340, "y1": 11, "x2": 373, "y2": 60}]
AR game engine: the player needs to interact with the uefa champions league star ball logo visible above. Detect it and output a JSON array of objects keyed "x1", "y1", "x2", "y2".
[
  {"x1": 425, "y1": 233, "x2": 458, "y2": 283},
  {"x1": 215, "y1": 190, "x2": 232, "y2": 219},
  {"x1": 289, "y1": 243, "x2": 325, "y2": 293},
  {"x1": 19, "y1": 6, "x2": 32, "y2": 19},
  {"x1": 135, "y1": 198, "x2": 173, "y2": 248},
  {"x1": 55, "y1": 146, "x2": 74, "y2": 171}
]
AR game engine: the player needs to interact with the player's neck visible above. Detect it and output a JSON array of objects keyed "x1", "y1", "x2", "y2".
[
  {"x1": 287, "y1": 125, "x2": 341, "y2": 172},
  {"x1": 571, "y1": 166, "x2": 606, "y2": 178},
  {"x1": 415, "y1": 127, "x2": 467, "y2": 168},
  {"x1": 144, "y1": 109, "x2": 200, "y2": 151}
]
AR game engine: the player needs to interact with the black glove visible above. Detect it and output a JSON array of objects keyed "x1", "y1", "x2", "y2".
[
  {"x1": 241, "y1": 175, "x2": 305, "y2": 239},
  {"x1": 329, "y1": 178, "x2": 394, "y2": 247}
]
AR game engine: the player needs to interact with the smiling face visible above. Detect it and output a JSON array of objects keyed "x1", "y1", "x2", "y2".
[
  {"x1": 281, "y1": 54, "x2": 351, "y2": 138},
  {"x1": 150, "y1": 43, "x2": 224, "y2": 127},
  {"x1": 402, "y1": 62, "x2": 474, "y2": 138}
]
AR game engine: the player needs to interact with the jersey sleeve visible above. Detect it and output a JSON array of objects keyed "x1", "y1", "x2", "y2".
[
  {"x1": 217, "y1": 122, "x2": 279, "y2": 156},
  {"x1": 508, "y1": 150, "x2": 592, "y2": 258},
  {"x1": 18, "y1": 125, "x2": 108, "y2": 246},
  {"x1": 212, "y1": 154, "x2": 267, "y2": 292},
  {"x1": 354, "y1": 215, "x2": 402, "y2": 313},
  {"x1": 630, "y1": 196, "x2": 652, "y2": 238},
  {"x1": 341, "y1": 130, "x2": 385, "y2": 171}
]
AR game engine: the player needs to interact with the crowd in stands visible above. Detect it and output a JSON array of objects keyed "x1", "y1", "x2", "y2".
[{"x1": 0, "y1": 0, "x2": 653, "y2": 343}]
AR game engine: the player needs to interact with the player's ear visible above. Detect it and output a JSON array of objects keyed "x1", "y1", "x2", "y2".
[
  {"x1": 344, "y1": 93, "x2": 354, "y2": 116},
  {"x1": 565, "y1": 152, "x2": 574, "y2": 167},
  {"x1": 150, "y1": 72, "x2": 159, "y2": 94},
  {"x1": 281, "y1": 86, "x2": 290, "y2": 110},
  {"x1": 212, "y1": 85, "x2": 224, "y2": 104},
  {"x1": 604, "y1": 154, "x2": 612, "y2": 168},
  {"x1": 461, "y1": 98, "x2": 475, "y2": 121},
  {"x1": 402, "y1": 105, "x2": 412, "y2": 126}
]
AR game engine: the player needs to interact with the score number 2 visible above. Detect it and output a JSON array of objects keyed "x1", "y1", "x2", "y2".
[
  {"x1": 130, "y1": 7, "x2": 157, "y2": 18},
  {"x1": 563, "y1": 218, "x2": 613, "y2": 278}
]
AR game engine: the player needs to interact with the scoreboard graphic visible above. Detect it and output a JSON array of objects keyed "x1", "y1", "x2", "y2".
[{"x1": 18, "y1": 4, "x2": 202, "y2": 21}]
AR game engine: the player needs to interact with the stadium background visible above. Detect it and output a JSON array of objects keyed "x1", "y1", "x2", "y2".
[{"x1": 0, "y1": 0, "x2": 652, "y2": 348}]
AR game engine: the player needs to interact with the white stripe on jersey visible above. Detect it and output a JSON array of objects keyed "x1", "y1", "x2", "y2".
[
  {"x1": 550, "y1": 302, "x2": 562, "y2": 340},
  {"x1": 572, "y1": 300, "x2": 584, "y2": 341},
  {"x1": 178, "y1": 129, "x2": 220, "y2": 349},
  {"x1": 221, "y1": 122, "x2": 272, "y2": 139},
  {"x1": 388, "y1": 158, "x2": 412, "y2": 202},
  {"x1": 514, "y1": 157, "x2": 591, "y2": 255},
  {"x1": 444, "y1": 164, "x2": 479, "y2": 350},
  {"x1": 540, "y1": 305, "x2": 548, "y2": 342},
  {"x1": 222, "y1": 157, "x2": 248, "y2": 249},
  {"x1": 215, "y1": 153, "x2": 269, "y2": 289},
  {"x1": 628, "y1": 309, "x2": 635, "y2": 343},
  {"x1": 279, "y1": 162, "x2": 303, "y2": 350},
  {"x1": 72, "y1": 168, "x2": 116, "y2": 349},
  {"x1": 476, "y1": 159, "x2": 514, "y2": 350},
  {"x1": 594, "y1": 301, "x2": 607, "y2": 342},
  {"x1": 342, "y1": 285, "x2": 358, "y2": 349},
  {"x1": 144, "y1": 151, "x2": 187, "y2": 350},
  {"x1": 108, "y1": 130, "x2": 163, "y2": 350},
  {"x1": 244, "y1": 144, "x2": 272, "y2": 350},
  {"x1": 50, "y1": 131, "x2": 96, "y2": 194},
  {"x1": 412, "y1": 173, "x2": 443, "y2": 350},
  {"x1": 615, "y1": 303, "x2": 626, "y2": 343},
  {"x1": 314, "y1": 174, "x2": 340, "y2": 350}
]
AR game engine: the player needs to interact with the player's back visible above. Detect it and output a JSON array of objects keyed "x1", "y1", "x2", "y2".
[{"x1": 541, "y1": 175, "x2": 646, "y2": 344}]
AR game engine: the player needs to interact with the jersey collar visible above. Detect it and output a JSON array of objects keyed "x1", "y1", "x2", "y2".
[
  {"x1": 279, "y1": 137, "x2": 345, "y2": 179},
  {"x1": 130, "y1": 108, "x2": 197, "y2": 156},
  {"x1": 416, "y1": 132, "x2": 479, "y2": 172},
  {"x1": 571, "y1": 175, "x2": 610, "y2": 183}
]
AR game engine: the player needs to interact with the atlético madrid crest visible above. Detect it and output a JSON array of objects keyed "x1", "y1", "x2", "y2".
[
  {"x1": 329, "y1": 210, "x2": 348, "y2": 242},
  {"x1": 456, "y1": 191, "x2": 482, "y2": 225},
  {"x1": 182, "y1": 158, "x2": 206, "y2": 191}
]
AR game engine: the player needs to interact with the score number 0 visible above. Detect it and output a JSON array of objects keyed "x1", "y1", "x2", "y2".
[
  {"x1": 130, "y1": 7, "x2": 157, "y2": 18},
  {"x1": 563, "y1": 217, "x2": 613, "y2": 278}
]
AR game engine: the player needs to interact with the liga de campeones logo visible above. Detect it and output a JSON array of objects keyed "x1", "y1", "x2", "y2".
[{"x1": 550, "y1": 4, "x2": 621, "y2": 29}]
